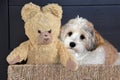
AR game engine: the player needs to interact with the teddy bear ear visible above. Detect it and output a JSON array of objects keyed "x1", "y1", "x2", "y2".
[
  {"x1": 42, "y1": 3, "x2": 63, "y2": 19},
  {"x1": 21, "y1": 2, "x2": 40, "y2": 22}
]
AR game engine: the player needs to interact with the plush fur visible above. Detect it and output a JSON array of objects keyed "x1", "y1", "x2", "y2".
[
  {"x1": 60, "y1": 16, "x2": 120, "y2": 65},
  {"x1": 6, "y1": 2, "x2": 78, "y2": 71}
]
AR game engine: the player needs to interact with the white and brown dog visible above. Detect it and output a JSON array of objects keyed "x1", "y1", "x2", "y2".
[{"x1": 60, "y1": 16, "x2": 120, "y2": 65}]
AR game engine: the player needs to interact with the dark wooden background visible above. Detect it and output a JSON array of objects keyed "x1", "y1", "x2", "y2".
[{"x1": 0, "y1": 0, "x2": 120, "y2": 79}]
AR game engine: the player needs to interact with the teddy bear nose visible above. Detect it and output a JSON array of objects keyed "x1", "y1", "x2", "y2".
[
  {"x1": 70, "y1": 42, "x2": 76, "y2": 48},
  {"x1": 44, "y1": 35, "x2": 48, "y2": 37}
]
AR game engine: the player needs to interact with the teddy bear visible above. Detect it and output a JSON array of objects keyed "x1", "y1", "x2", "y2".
[{"x1": 6, "y1": 2, "x2": 78, "y2": 71}]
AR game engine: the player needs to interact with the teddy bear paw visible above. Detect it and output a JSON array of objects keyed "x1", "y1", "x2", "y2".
[
  {"x1": 8, "y1": 55, "x2": 20, "y2": 64},
  {"x1": 66, "y1": 58, "x2": 78, "y2": 71}
]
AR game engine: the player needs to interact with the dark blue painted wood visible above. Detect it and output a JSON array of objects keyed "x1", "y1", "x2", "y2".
[
  {"x1": 101, "y1": 33, "x2": 120, "y2": 50},
  {"x1": 9, "y1": 6, "x2": 120, "y2": 51},
  {"x1": 9, "y1": 6, "x2": 28, "y2": 50},
  {"x1": 9, "y1": 0, "x2": 120, "y2": 6},
  {"x1": 0, "y1": 0, "x2": 8, "y2": 80},
  {"x1": 62, "y1": 6, "x2": 120, "y2": 33}
]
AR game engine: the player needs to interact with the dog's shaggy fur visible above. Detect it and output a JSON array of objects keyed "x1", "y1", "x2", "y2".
[{"x1": 60, "y1": 16, "x2": 120, "y2": 65}]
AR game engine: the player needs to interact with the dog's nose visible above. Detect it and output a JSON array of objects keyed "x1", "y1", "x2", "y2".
[{"x1": 70, "y1": 42, "x2": 76, "y2": 48}]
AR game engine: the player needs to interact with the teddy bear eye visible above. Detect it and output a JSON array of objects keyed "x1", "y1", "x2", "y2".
[
  {"x1": 68, "y1": 32, "x2": 72, "y2": 36},
  {"x1": 48, "y1": 29, "x2": 51, "y2": 33},
  {"x1": 38, "y1": 30, "x2": 41, "y2": 33},
  {"x1": 80, "y1": 34, "x2": 85, "y2": 40}
]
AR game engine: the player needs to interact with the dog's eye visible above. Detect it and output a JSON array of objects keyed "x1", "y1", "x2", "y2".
[
  {"x1": 68, "y1": 32, "x2": 72, "y2": 36},
  {"x1": 80, "y1": 34, "x2": 85, "y2": 40},
  {"x1": 38, "y1": 30, "x2": 41, "y2": 33}
]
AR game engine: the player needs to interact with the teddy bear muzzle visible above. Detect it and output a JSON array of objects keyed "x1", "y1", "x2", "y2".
[{"x1": 38, "y1": 30, "x2": 52, "y2": 45}]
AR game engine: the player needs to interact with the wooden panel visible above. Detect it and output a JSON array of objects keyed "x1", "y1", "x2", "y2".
[
  {"x1": 9, "y1": 0, "x2": 120, "y2": 6},
  {"x1": 9, "y1": 6, "x2": 120, "y2": 51},
  {"x1": 9, "y1": 6, "x2": 28, "y2": 50},
  {"x1": 0, "y1": 0, "x2": 9, "y2": 80}
]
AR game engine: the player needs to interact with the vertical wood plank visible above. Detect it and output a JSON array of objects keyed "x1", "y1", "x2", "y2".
[{"x1": 0, "y1": 0, "x2": 9, "y2": 80}]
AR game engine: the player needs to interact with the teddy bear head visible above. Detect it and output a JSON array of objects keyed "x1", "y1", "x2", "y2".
[{"x1": 21, "y1": 2, "x2": 62, "y2": 45}]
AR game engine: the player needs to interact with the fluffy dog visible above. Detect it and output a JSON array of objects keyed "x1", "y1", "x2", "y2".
[{"x1": 60, "y1": 16, "x2": 120, "y2": 65}]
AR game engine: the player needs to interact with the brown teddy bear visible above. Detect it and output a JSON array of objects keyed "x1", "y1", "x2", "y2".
[{"x1": 6, "y1": 2, "x2": 78, "y2": 71}]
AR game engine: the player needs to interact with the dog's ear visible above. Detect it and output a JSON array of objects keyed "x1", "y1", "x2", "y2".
[
  {"x1": 86, "y1": 22, "x2": 104, "y2": 46},
  {"x1": 87, "y1": 21, "x2": 94, "y2": 35},
  {"x1": 85, "y1": 21, "x2": 94, "y2": 35},
  {"x1": 86, "y1": 30, "x2": 104, "y2": 51},
  {"x1": 85, "y1": 22, "x2": 104, "y2": 51},
  {"x1": 86, "y1": 30, "x2": 97, "y2": 51},
  {"x1": 94, "y1": 30, "x2": 104, "y2": 47}
]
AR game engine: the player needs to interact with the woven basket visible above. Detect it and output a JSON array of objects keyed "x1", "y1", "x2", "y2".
[{"x1": 8, "y1": 64, "x2": 120, "y2": 80}]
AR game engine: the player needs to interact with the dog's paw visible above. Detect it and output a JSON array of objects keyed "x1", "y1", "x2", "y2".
[{"x1": 66, "y1": 58, "x2": 78, "y2": 71}]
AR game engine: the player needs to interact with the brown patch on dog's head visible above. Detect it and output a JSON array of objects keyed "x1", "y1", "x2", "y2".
[
  {"x1": 84, "y1": 21, "x2": 96, "y2": 51},
  {"x1": 85, "y1": 21, "x2": 104, "y2": 51}
]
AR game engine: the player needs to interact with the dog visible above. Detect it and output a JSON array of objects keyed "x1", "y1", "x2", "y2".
[{"x1": 60, "y1": 16, "x2": 120, "y2": 65}]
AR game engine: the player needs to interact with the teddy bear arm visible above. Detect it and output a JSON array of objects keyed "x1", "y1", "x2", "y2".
[
  {"x1": 57, "y1": 40, "x2": 78, "y2": 71},
  {"x1": 6, "y1": 41, "x2": 29, "y2": 64}
]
